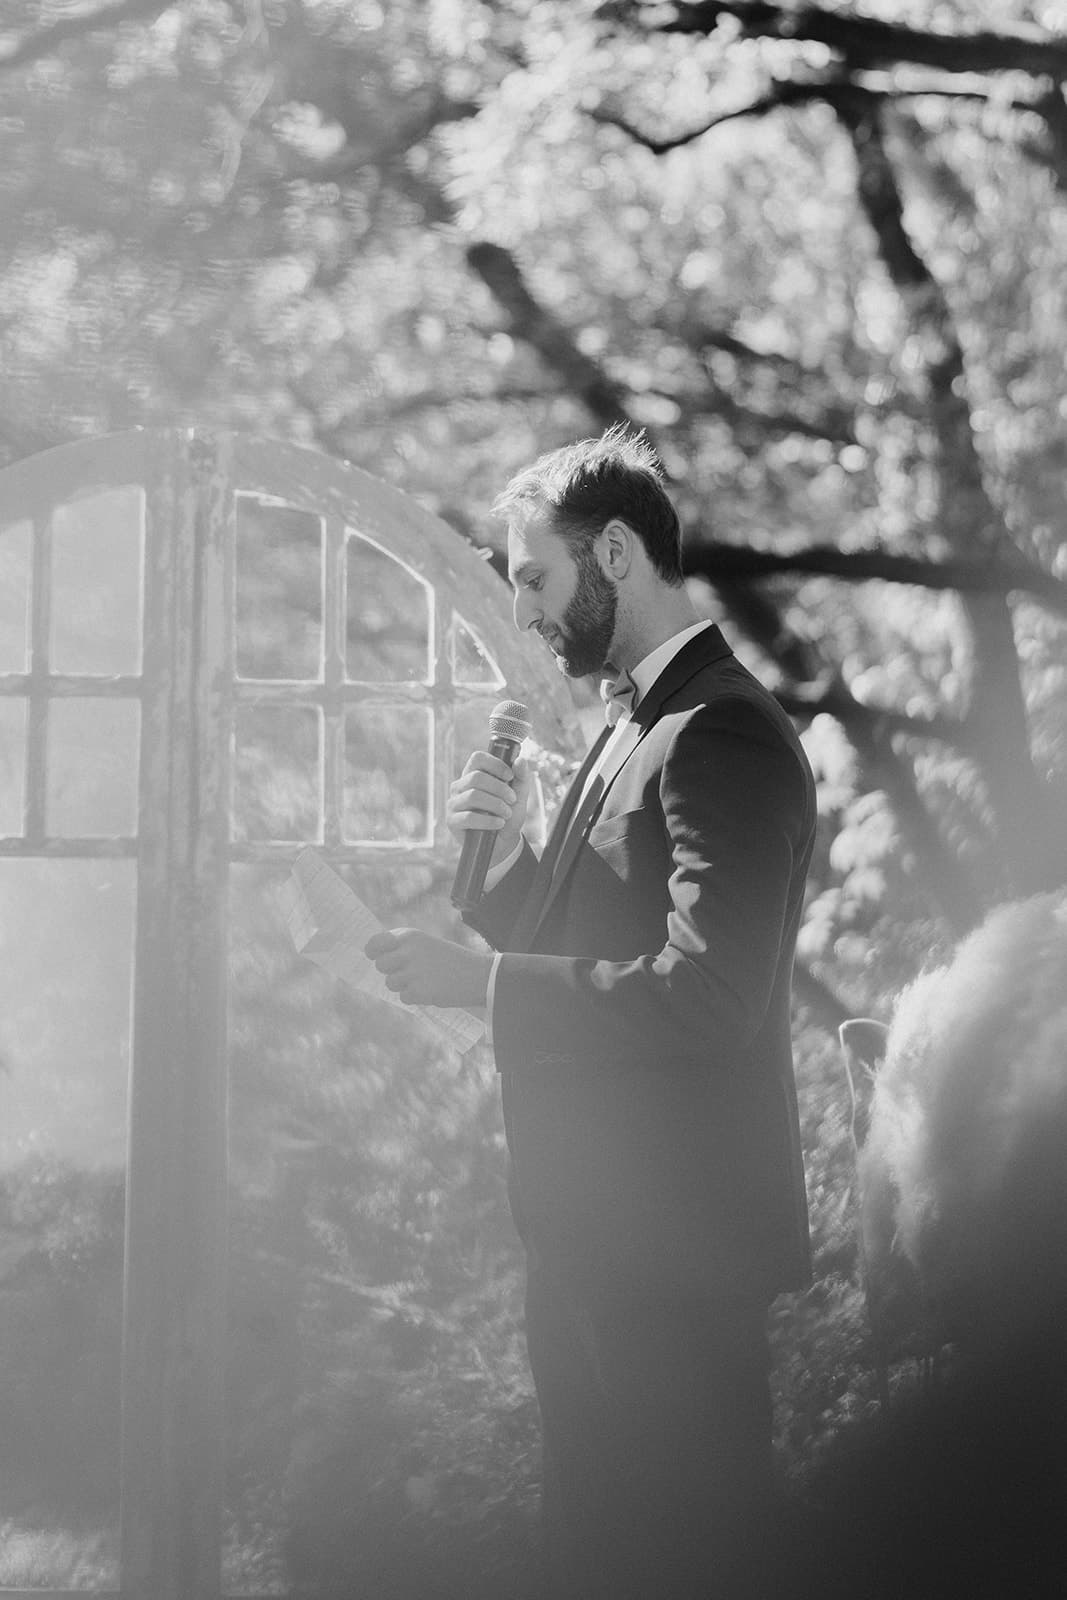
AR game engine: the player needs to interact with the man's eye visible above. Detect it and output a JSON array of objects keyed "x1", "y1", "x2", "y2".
[{"x1": 527, "y1": 576, "x2": 543, "y2": 592}]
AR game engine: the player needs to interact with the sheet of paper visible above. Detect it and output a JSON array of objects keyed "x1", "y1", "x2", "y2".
[{"x1": 278, "y1": 847, "x2": 486, "y2": 1056}]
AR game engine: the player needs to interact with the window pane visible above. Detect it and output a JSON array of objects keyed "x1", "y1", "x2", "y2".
[
  {"x1": 51, "y1": 488, "x2": 144, "y2": 676},
  {"x1": 0, "y1": 699, "x2": 26, "y2": 837},
  {"x1": 46, "y1": 698, "x2": 140, "y2": 838},
  {"x1": 346, "y1": 534, "x2": 432, "y2": 684},
  {"x1": 450, "y1": 612, "x2": 505, "y2": 689},
  {"x1": 235, "y1": 497, "x2": 323, "y2": 682},
  {"x1": 0, "y1": 520, "x2": 32, "y2": 674},
  {"x1": 0, "y1": 858, "x2": 133, "y2": 1588},
  {"x1": 233, "y1": 704, "x2": 322, "y2": 843},
  {"x1": 344, "y1": 707, "x2": 431, "y2": 844}
]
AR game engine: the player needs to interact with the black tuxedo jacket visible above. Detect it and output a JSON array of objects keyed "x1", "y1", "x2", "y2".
[{"x1": 466, "y1": 625, "x2": 815, "y2": 1298}]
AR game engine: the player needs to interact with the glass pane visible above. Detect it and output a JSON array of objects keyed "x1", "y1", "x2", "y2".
[
  {"x1": 346, "y1": 533, "x2": 432, "y2": 684},
  {"x1": 46, "y1": 698, "x2": 140, "y2": 838},
  {"x1": 450, "y1": 612, "x2": 506, "y2": 689},
  {"x1": 0, "y1": 519, "x2": 32, "y2": 673},
  {"x1": 0, "y1": 698, "x2": 27, "y2": 837},
  {"x1": 51, "y1": 488, "x2": 144, "y2": 676},
  {"x1": 233, "y1": 704, "x2": 322, "y2": 843},
  {"x1": 344, "y1": 706, "x2": 432, "y2": 844},
  {"x1": 235, "y1": 497, "x2": 323, "y2": 682},
  {"x1": 0, "y1": 858, "x2": 134, "y2": 1589}
]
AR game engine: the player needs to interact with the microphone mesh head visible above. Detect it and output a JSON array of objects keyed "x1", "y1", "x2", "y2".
[{"x1": 489, "y1": 700, "x2": 532, "y2": 743}]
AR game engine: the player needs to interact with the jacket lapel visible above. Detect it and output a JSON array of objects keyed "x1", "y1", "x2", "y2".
[
  {"x1": 541, "y1": 723, "x2": 612, "y2": 872},
  {"x1": 517, "y1": 624, "x2": 733, "y2": 950},
  {"x1": 530, "y1": 715, "x2": 647, "y2": 935},
  {"x1": 509, "y1": 725, "x2": 611, "y2": 950},
  {"x1": 629, "y1": 621, "x2": 732, "y2": 725}
]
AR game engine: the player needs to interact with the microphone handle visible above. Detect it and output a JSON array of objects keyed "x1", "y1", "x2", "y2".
[{"x1": 450, "y1": 734, "x2": 522, "y2": 911}]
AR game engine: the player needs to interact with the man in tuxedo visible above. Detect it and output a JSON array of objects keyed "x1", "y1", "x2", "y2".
[{"x1": 367, "y1": 427, "x2": 815, "y2": 1598}]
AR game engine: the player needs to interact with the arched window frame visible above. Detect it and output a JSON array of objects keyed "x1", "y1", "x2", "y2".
[{"x1": 0, "y1": 428, "x2": 575, "y2": 1600}]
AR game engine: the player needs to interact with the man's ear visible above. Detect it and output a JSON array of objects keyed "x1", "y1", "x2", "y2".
[{"x1": 598, "y1": 517, "x2": 634, "y2": 579}]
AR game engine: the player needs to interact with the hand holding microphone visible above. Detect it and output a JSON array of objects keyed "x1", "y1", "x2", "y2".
[
  {"x1": 365, "y1": 702, "x2": 531, "y2": 1006},
  {"x1": 449, "y1": 700, "x2": 532, "y2": 910}
]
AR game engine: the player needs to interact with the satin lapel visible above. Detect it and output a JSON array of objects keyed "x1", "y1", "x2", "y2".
[
  {"x1": 520, "y1": 624, "x2": 735, "y2": 949},
  {"x1": 527, "y1": 715, "x2": 648, "y2": 939},
  {"x1": 509, "y1": 725, "x2": 612, "y2": 952}
]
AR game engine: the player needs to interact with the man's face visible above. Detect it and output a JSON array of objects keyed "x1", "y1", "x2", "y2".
[{"x1": 507, "y1": 507, "x2": 617, "y2": 679}]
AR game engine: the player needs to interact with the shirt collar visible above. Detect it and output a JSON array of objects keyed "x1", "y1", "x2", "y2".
[{"x1": 629, "y1": 620, "x2": 713, "y2": 706}]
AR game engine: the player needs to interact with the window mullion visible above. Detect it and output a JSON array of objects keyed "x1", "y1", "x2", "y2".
[
  {"x1": 24, "y1": 508, "x2": 51, "y2": 845},
  {"x1": 323, "y1": 514, "x2": 345, "y2": 850}
]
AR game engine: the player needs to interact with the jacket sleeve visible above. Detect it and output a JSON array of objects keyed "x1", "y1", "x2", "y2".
[
  {"x1": 459, "y1": 836, "x2": 540, "y2": 952},
  {"x1": 490, "y1": 698, "x2": 811, "y2": 1073}
]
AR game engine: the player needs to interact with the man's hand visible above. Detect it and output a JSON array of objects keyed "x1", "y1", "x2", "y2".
[
  {"x1": 446, "y1": 751, "x2": 531, "y2": 869},
  {"x1": 364, "y1": 928, "x2": 493, "y2": 1009}
]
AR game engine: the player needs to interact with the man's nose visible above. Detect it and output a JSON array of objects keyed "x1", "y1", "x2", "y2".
[{"x1": 513, "y1": 591, "x2": 541, "y2": 633}]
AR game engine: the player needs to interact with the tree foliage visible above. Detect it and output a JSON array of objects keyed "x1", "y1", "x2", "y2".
[{"x1": 3, "y1": 0, "x2": 1064, "y2": 932}]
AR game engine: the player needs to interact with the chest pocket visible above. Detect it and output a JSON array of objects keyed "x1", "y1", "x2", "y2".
[
  {"x1": 575, "y1": 807, "x2": 671, "y2": 949},
  {"x1": 585, "y1": 805, "x2": 667, "y2": 868}
]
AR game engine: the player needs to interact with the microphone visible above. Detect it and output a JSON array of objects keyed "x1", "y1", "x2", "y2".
[{"x1": 451, "y1": 699, "x2": 532, "y2": 911}]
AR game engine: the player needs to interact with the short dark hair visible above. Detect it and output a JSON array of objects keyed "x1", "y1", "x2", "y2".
[{"x1": 492, "y1": 424, "x2": 684, "y2": 585}]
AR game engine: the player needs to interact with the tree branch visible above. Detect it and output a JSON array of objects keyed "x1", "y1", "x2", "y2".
[
  {"x1": 465, "y1": 242, "x2": 634, "y2": 427},
  {"x1": 601, "y1": 2, "x2": 1067, "y2": 80},
  {"x1": 367, "y1": 384, "x2": 561, "y2": 423},
  {"x1": 683, "y1": 541, "x2": 1067, "y2": 618},
  {"x1": 594, "y1": 76, "x2": 1048, "y2": 155},
  {"x1": 468, "y1": 245, "x2": 858, "y2": 442},
  {"x1": 720, "y1": 579, "x2": 827, "y2": 683},
  {"x1": 668, "y1": 385, "x2": 856, "y2": 443},
  {"x1": 685, "y1": 318, "x2": 922, "y2": 422},
  {"x1": 774, "y1": 684, "x2": 968, "y2": 750},
  {"x1": 777, "y1": 675, "x2": 986, "y2": 933},
  {"x1": 597, "y1": 5, "x2": 1067, "y2": 192},
  {"x1": 0, "y1": 0, "x2": 171, "y2": 71},
  {"x1": 836, "y1": 96, "x2": 1055, "y2": 896},
  {"x1": 592, "y1": 80, "x2": 836, "y2": 153},
  {"x1": 1025, "y1": 84, "x2": 1067, "y2": 192},
  {"x1": 690, "y1": 325, "x2": 846, "y2": 391}
]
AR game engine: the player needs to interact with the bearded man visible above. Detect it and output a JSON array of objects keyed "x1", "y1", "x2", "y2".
[{"x1": 368, "y1": 427, "x2": 815, "y2": 1598}]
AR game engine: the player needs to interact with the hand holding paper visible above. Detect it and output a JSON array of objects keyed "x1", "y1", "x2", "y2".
[
  {"x1": 364, "y1": 927, "x2": 493, "y2": 1009},
  {"x1": 278, "y1": 848, "x2": 486, "y2": 1055}
]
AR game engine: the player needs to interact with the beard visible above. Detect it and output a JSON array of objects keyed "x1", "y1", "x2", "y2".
[{"x1": 552, "y1": 546, "x2": 618, "y2": 678}]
